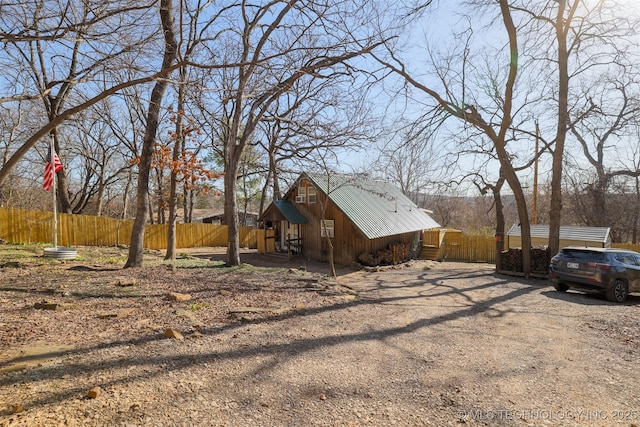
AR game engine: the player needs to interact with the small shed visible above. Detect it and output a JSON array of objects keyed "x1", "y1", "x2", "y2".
[
  {"x1": 201, "y1": 211, "x2": 259, "y2": 227},
  {"x1": 506, "y1": 224, "x2": 612, "y2": 250}
]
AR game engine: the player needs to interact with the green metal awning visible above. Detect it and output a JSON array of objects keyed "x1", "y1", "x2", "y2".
[{"x1": 273, "y1": 200, "x2": 308, "y2": 224}]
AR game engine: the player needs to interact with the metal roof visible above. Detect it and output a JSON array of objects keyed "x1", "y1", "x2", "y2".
[
  {"x1": 507, "y1": 224, "x2": 611, "y2": 244},
  {"x1": 273, "y1": 200, "x2": 308, "y2": 224},
  {"x1": 305, "y1": 174, "x2": 440, "y2": 240}
]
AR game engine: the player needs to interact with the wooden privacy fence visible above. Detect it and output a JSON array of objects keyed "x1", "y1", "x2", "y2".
[
  {"x1": 422, "y1": 228, "x2": 639, "y2": 264},
  {"x1": 440, "y1": 231, "x2": 497, "y2": 263},
  {"x1": 422, "y1": 228, "x2": 443, "y2": 246},
  {"x1": 422, "y1": 229, "x2": 496, "y2": 263},
  {"x1": 612, "y1": 242, "x2": 640, "y2": 252},
  {"x1": 0, "y1": 207, "x2": 257, "y2": 250}
]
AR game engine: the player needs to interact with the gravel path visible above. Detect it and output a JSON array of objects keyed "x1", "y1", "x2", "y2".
[{"x1": 1, "y1": 251, "x2": 640, "y2": 426}]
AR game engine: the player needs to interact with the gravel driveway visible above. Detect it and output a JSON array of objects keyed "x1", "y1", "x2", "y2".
[{"x1": 2, "y1": 254, "x2": 640, "y2": 426}]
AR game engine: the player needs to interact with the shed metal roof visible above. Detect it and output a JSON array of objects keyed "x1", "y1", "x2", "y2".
[
  {"x1": 507, "y1": 224, "x2": 611, "y2": 244},
  {"x1": 273, "y1": 200, "x2": 308, "y2": 224},
  {"x1": 305, "y1": 174, "x2": 440, "y2": 240}
]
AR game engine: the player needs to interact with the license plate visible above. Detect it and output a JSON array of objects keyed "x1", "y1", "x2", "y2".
[{"x1": 567, "y1": 262, "x2": 579, "y2": 269}]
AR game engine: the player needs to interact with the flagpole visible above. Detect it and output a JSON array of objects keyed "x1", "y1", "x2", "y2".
[{"x1": 50, "y1": 134, "x2": 58, "y2": 250}]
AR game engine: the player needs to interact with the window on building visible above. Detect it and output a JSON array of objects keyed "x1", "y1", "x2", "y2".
[
  {"x1": 298, "y1": 185, "x2": 306, "y2": 198},
  {"x1": 307, "y1": 186, "x2": 317, "y2": 203},
  {"x1": 320, "y1": 219, "x2": 334, "y2": 238},
  {"x1": 296, "y1": 185, "x2": 306, "y2": 203}
]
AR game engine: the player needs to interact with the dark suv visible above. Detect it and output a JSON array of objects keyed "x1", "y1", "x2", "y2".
[{"x1": 549, "y1": 247, "x2": 640, "y2": 303}]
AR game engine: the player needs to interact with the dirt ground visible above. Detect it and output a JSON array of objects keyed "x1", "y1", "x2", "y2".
[{"x1": 1, "y1": 245, "x2": 640, "y2": 426}]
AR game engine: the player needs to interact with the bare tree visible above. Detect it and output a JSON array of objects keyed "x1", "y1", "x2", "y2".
[
  {"x1": 0, "y1": 0, "x2": 161, "y2": 213},
  {"x1": 566, "y1": 75, "x2": 640, "y2": 227},
  {"x1": 191, "y1": 0, "x2": 386, "y2": 266},
  {"x1": 125, "y1": 0, "x2": 178, "y2": 268},
  {"x1": 256, "y1": 75, "x2": 376, "y2": 215},
  {"x1": 545, "y1": 0, "x2": 577, "y2": 257},
  {"x1": 373, "y1": 123, "x2": 439, "y2": 201},
  {"x1": 0, "y1": 100, "x2": 31, "y2": 206},
  {"x1": 373, "y1": 0, "x2": 534, "y2": 274},
  {"x1": 0, "y1": 18, "x2": 185, "y2": 194},
  {"x1": 508, "y1": 0, "x2": 639, "y2": 254},
  {"x1": 165, "y1": 0, "x2": 213, "y2": 260},
  {"x1": 474, "y1": 173, "x2": 506, "y2": 269},
  {"x1": 62, "y1": 103, "x2": 138, "y2": 215}
]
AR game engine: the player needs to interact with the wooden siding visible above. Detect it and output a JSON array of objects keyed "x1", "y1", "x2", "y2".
[{"x1": 287, "y1": 189, "x2": 419, "y2": 265}]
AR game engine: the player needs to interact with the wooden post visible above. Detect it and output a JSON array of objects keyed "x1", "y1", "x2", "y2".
[
  {"x1": 532, "y1": 120, "x2": 539, "y2": 225},
  {"x1": 50, "y1": 135, "x2": 58, "y2": 249}
]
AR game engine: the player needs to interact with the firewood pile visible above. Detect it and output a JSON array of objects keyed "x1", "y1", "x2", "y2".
[
  {"x1": 358, "y1": 243, "x2": 411, "y2": 267},
  {"x1": 500, "y1": 247, "x2": 551, "y2": 273}
]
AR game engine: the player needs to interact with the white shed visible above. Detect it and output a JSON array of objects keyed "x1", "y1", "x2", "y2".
[{"x1": 506, "y1": 224, "x2": 611, "y2": 250}]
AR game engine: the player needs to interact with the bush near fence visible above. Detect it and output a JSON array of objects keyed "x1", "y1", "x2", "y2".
[{"x1": 0, "y1": 207, "x2": 257, "y2": 250}]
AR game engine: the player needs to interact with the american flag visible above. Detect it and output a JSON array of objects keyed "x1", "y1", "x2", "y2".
[{"x1": 43, "y1": 146, "x2": 63, "y2": 191}]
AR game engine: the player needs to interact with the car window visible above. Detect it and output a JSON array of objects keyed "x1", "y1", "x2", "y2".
[
  {"x1": 630, "y1": 254, "x2": 640, "y2": 267},
  {"x1": 561, "y1": 249, "x2": 604, "y2": 261},
  {"x1": 615, "y1": 253, "x2": 640, "y2": 266},
  {"x1": 613, "y1": 253, "x2": 628, "y2": 264}
]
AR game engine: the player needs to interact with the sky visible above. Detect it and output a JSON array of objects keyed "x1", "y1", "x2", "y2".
[{"x1": 339, "y1": 0, "x2": 640, "y2": 199}]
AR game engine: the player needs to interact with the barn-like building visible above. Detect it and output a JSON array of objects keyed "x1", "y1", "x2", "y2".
[{"x1": 259, "y1": 173, "x2": 440, "y2": 266}]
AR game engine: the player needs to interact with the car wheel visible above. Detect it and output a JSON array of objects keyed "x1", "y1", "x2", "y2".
[
  {"x1": 606, "y1": 279, "x2": 628, "y2": 303},
  {"x1": 553, "y1": 283, "x2": 569, "y2": 292}
]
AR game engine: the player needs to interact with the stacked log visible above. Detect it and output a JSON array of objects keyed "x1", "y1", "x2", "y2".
[
  {"x1": 531, "y1": 247, "x2": 551, "y2": 273},
  {"x1": 358, "y1": 243, "x2": 411, "y2": 267},
  {"x1": 501, "y1": 248, "x2": 522, "y2": 272},
  {"x1": 358, "y1": 252, "x2": 383, "y2": 267},
  {"x1": 500, "y1": 247, "x2": 551, "y2": 273}
]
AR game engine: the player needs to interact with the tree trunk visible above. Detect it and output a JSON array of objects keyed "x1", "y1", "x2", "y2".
[
  {"x1": 188, "y1": 188, "x2": 194, "y2": 223},
  {"x1": 121, "y1": 169, "x2": 132, "y2": 219},
  {"x1": 497, "y1": 151, "x2": 532, "y2": 274},
  {"x1": 96, "y1": 175, "x2": 105, "y2": 217},
  {"x1": 633, "y1": 176, "x2": 639, "y2": 244},
  {"x1": 182, "y1": 184, "x2": 188, "y2": 223},
  {"x1": 165, "y1": 69, "x2": 186, "y2": 261},
  {"x1": 591, "y1": 176, "x2": 608, "y2": 227},
  {"x1": 326, "y1": 234, "x2": 336, "y2": 278},
  {"x1": 493, "y1": 176, "x2": 505, "y2": 271},
  {"x1": 258, "y1": 172, "x2": 271, "y2": 217},
  {"x1": 549, "y1": 0, "x2": 575, "y2": 257},
  {"x1": 225, "y1": 156, "x2": 241, "y2": 266},
  {"x1": 497, "y1": 0, "x2": 531, "y2": 275},
  {"x1": 148, "y1": 196, "x2": 155, "y2": 224},
  {"x1": 165, "y1": 164, "x2": 179, "y2": 260},
  {"x1": 156, "y1": 170, "x2": 165, "y2": 223},
  {"x1": 125, "y1": 0, "x2": 177, "y2": 268}
]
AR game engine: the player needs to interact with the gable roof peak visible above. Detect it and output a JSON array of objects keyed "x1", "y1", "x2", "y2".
[{"x1": 296, "y1": 172, "x2": 440, "y2": 239}]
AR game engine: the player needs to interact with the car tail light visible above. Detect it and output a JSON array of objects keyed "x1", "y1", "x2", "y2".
[{"x1": 588, "y1": 262, "x2": 611, "y2": 271}]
